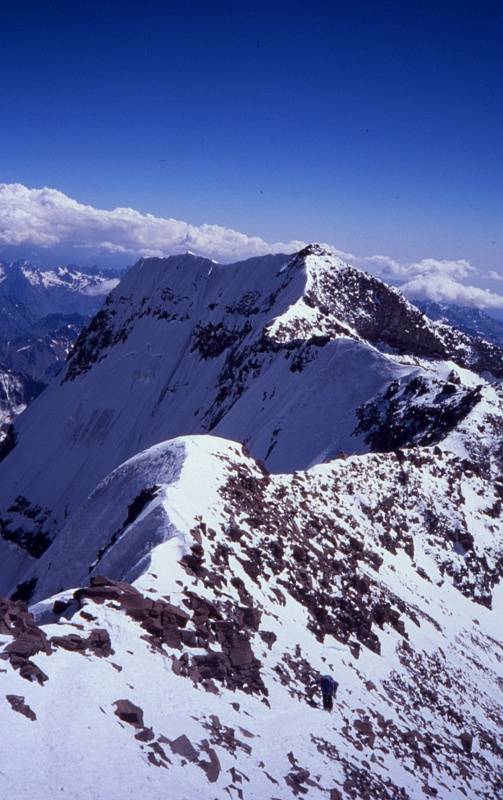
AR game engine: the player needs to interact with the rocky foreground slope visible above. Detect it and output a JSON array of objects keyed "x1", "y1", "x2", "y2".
[
  {"x1": 0, "y1": 245, "x2": 501, "y2": 799},
  {"x1": 1, "y1": 428, "x2": 502, "y2": 799}
]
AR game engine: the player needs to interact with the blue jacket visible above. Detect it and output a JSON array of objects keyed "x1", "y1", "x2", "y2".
[{"x1": 316, "y1": 675, "x2": 338, "y2": 696}]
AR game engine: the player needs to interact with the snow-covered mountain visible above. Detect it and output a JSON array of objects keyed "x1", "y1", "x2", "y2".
[
  {"x1": 0, "y1": 260, "x2": 119, "y2": 338},
  {"x1": 414, "y1": 299, "x2": 503, "y2": 347},
  {"x1": 0, "y1": 312, "x2": 87, "y2": 383},
  {"x1": 0, "y1": 245, "x2": 501, "y2": 799},
  {"x1": 0, "y1": 262, "x2": 119, "y2": 430}
]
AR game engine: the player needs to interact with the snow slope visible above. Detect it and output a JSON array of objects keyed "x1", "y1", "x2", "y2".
[{"x1": 0, "y1": 433, "x2": 501, "y2": 799}]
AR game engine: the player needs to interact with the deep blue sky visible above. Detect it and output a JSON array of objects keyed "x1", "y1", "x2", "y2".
[{"x1": 0, "y1": 1, "x2": 502, "y2": 266}]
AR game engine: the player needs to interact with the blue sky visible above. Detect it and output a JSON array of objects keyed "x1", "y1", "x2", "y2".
[{"x1": 0, "y1": 1, "x2": 502, "y2": 304}]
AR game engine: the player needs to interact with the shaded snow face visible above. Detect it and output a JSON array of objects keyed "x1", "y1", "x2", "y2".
[{"x1": 31, "y1": 440, "x2": 187, "y2": 599}]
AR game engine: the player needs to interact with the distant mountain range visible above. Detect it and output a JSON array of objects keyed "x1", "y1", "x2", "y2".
[
  {"x1": 413, "y1": 299, "x2": 503, "y2": 346},
  {"x1": 0, "y1": 260, "x2": 119, "y2": 338},
  {"x1": 0, "y1": 262, "x2": 118, "y2": 439}
]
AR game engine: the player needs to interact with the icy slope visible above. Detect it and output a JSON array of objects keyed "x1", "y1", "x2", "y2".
[{"x1": 0, "y1": 434, "x2": 501, "y2": 799}]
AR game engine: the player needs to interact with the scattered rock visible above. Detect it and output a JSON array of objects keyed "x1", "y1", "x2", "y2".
[
  {"x1": 113, "y1": 699, "x2": 144, "y2": 728},
  {"x1": 169, "y1": 734, "x2": 198, "y2": 762},
  {"x1": 6, "y1": 694, "x2": 36, "y2": 721}
]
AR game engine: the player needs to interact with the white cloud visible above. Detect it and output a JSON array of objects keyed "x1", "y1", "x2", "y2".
[
  {"x1": 485, "y1": 269, "x2": 503, "y2": 282},
  {"x1": 82, "y1": 279, "x2": 121, "y2": 296},
  {"x1": 404, "y1": 258, "x2": 475, "y2": 280},
  {"x1": 0, "y1": 182, "x2": 501, "y2": 310},
  {"x1": 400, "y1": 274, "x2": 503, "y2": 309},
  {"x1": 359, "y1": 254, "x2": 475, "y2": 280},
  {"x1": 355, "y1": 254, "x2": 402, "y2": 274},
  {"x1": 356, "y1": 254, "x2": 503, "y2": 309},
  {"x1": 0, "y1": 183, "x2": 305, "y2": 262}
]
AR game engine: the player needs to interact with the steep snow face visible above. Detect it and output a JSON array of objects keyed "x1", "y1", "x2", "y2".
[
  {"x1": 29, "y1": 439, "x2": 189, "y2": 599},
  {"x1": 0, "y1": 434, "x2": 501, "y2": 799},
  {"x1": 0, "y1": 247, "x2": 500, "y2": 574}
]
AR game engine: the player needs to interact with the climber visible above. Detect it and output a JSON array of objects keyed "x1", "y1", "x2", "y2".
[{"x1": 312, "y1": 674, "x2": 339, "y2": 711}]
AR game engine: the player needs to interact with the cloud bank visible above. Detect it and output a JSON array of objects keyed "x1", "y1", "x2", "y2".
[
  {"x1": 399, "y1": 274, "x2": 503, "y2": 309},
  {"x1": 0, "y1": 183, "x2": 304, "y2": 262},
  {"x1": 0, "y1": 182, "x2": 501, "y2": 310},
  {"x1": 355, "y1": 254, "x2": 503, "y2": 310}
]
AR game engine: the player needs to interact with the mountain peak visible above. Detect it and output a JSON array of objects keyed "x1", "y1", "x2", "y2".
[{"x1": 288, "y1": 242, "x2": 349, "y2": 271}]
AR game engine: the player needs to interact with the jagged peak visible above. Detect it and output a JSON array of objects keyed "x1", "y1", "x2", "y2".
[
  {"x1": 286, "y1": 243, "x2": 457, "y2": 334},
  {"x1": 287, "y1": 242, "x2": 350, "y2": 272}
]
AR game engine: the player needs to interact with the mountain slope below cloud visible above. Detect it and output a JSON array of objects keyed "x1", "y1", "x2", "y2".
[{"x1": 0, "y1": 245, "x2": 501, "y2": 591}]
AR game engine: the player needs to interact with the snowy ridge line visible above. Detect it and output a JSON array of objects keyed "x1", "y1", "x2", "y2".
[
  {"x1": 63, "y1": 244, "x2": 503, "y2": 381},
  {"x1": 0, "y1": 259, "x2": 119, "y2": 294}
]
